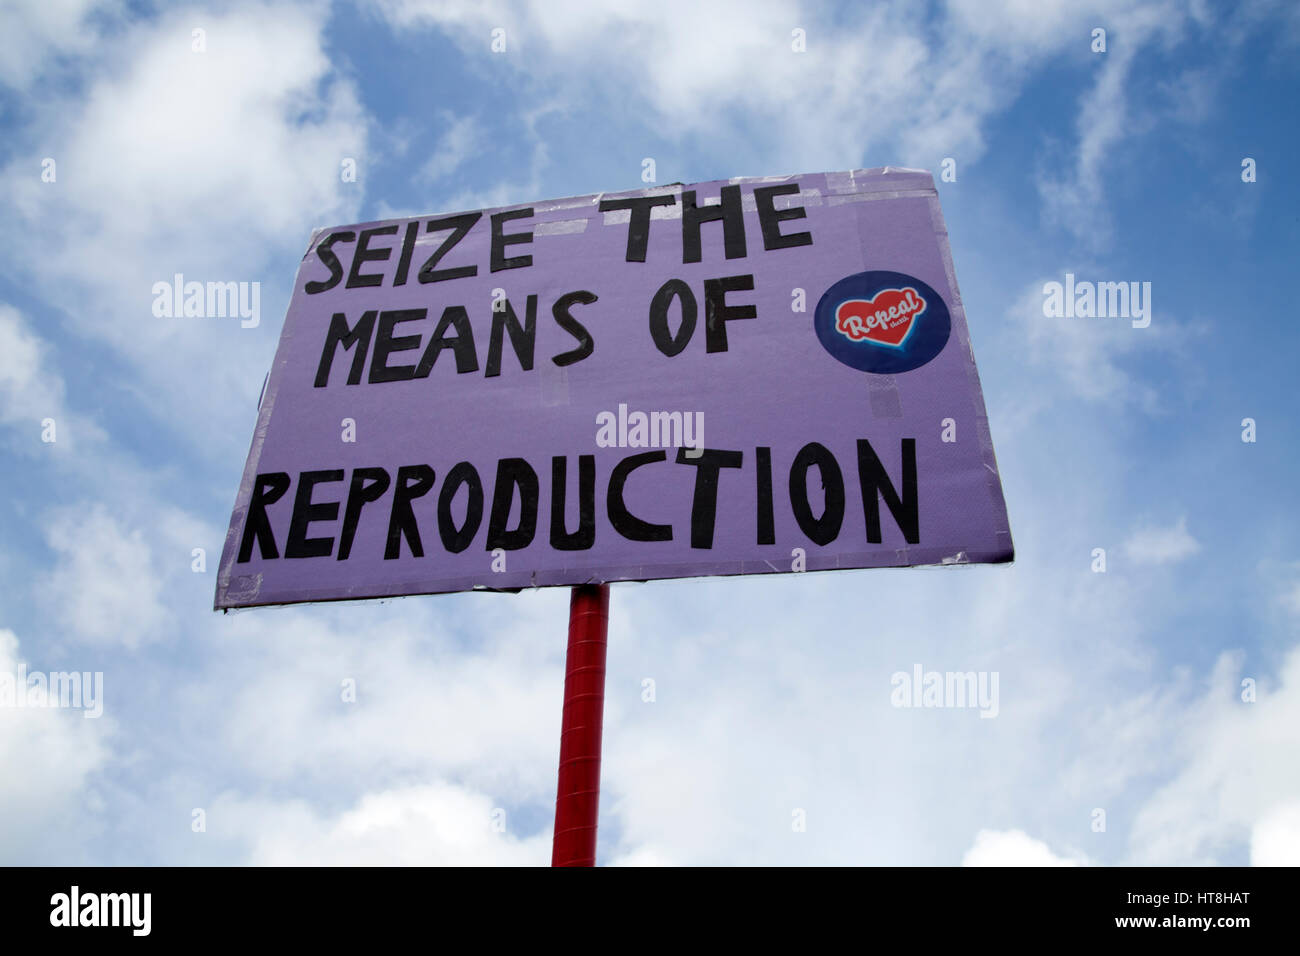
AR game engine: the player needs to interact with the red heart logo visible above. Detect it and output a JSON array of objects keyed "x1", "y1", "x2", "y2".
[{"x1": 834, "y1": 287, "x2": 927, "y2": 347}]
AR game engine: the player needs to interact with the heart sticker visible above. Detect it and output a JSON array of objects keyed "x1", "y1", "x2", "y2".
[
  {"x1": 834, "y1": 287, "x2": 927, "y2": 347},
  {"x1": 814, "y1": 270, "x2": 952, "y2": 374}
]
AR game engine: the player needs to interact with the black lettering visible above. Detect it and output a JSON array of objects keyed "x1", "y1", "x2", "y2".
[
  {"x1": 608, "y1": 451, "x2": 672, "y2": 542},
  {"x1": 649, "y1": 279, "x2": 696, "y2": 356},
  {"x1": 857, "y1": 438, "x2": 919, "y2": 544},
  {"x1": 597, "y1": 195, "x2": 675, "y2": 262},
  {"x1": 486, "y1": 458, "x2": 539, "y2": 550},
  {"x1": 346, "y1": 225, "x2": 398, "y2": 288},
  {"x1": 550, "y1": 455, "x2": 595, "y2": 551},
  {"x1": 703, "y1": 274, "x2": 757, "y2": 353},
  {"x1": 418, "y1": 212, "x2": 481, "y2": 283},
  {"x1": 415, "y1": 305, "x2": 479, "y2": 376},
  {"x1": 237, "y1": 472, "x2": 291, "y2": 562},
  {"x1": 486, "y1": 295, "x2": 537, "y2": 377},
  {"x1": 756, "y1": 446, "x2": 775, "y2": 545},
  {"x1": 393, "y1": 220, "x2": 420, "y2": 286},
  {"x1": 490, "y1": 207, "x2": 534, "y2": 272},
  {"x1": 285, "y1": 469, "x2": 344, "y2": 558},
  {"x1": 369, "y1": 309, "x2": 425, "y2": 384},
  {"x1": 681, "y1": 186, "x2": 746, "y2": 263},
  {"x1": 338, "y1": 467, "x2": 391, "y2": 560},
  {"x1": 438, "y1": 461, "x2": 484, "y2": 553},
  {"x1": 676, "y1": 447, "x2": 743, "y2": 549},
  {"x1": 305, "y1": 231, "x2": 354, "y2": 294},
  {"x1": 551, "y1": 290, "x2": 597, "y2": 367},
  {"x1": 789, "y1": 442, "x2": 845, "y2": 546},
  {"x1": 754, "y1": 184, "x2": 813, "y2": 250},
  {"x1": 315, "y1": 310, "x2": 376, "y2": 387},
  {"x1": 385, "y1": 464, "x2": 435, "y2": 559}
]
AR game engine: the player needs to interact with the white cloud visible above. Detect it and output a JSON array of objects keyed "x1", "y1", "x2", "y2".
[
  {"x1": 1036, "y1": 1, "x2": 1208, "y2": 246},
  {"x1": 0, "y1": 0, "x2": 1294, "y2": 870},
  {"x1": 592, "y1": 549, "x2": 1166, "y2": 865},
  {"x1": 372, "y1": 0, "x2": 1220, "y2": 224},
  {"x1": 1126, "y1": 648, "x2": 1300, "y2": 865},
  {"x1": 426, "y1": 99, "x2": 557, "y2": 213},
  {"x1": 40, "y1": 504, "x2": 191, "y2": 649},
  {"x1": 965, "y1": 2, "x2": 1227, "y2": 247},
  {"x1": 607, "y1": 845, "x2": 675, "y2": 867},
  {"x1": 1012, "y1": 280, "x2": 1170, "y2": 408},
  {"x1": 220, "y1": 782, "x2": 550, "y2": 865},
  {"x1": 420, "y1": 113, "x2": 484, "y2": 181},
  {"x1": 1250, "y1": 803, "x2": 1300, "y2": 866},
  {"x1": 962, "y1": 829, "x2": 1083, "y2": 866},
  {"x1": 1277, "y1": 565, "x2": 1300, "y2": 616},
  {"x1": 0, "y1": 2, "x2": 368, "y2": 457},
  {"x1": 0, "y1": 628, "x2": 112, "y2": 862},
  {"x1": 0, "y1": 305, "x2": 59, "y2": 424},
  {"x1": 368, "y1": 0, "x2": 1094, "y2": 173},
  {"x1": 205, "y1": 590, "x2": 569, "y2": 800},
  {"x1": 1123, "y1": 516, "x2": 1201, "y2": 566},
  {"x1": 0, "y1": 0, "x2": 108, "y2": 89},
  {"x1": 1036, "y1": 45, "x2": 1135, "y2": 246},
  {"x1": 0, "y1": 304, "x2": 105, "y2": 454}
]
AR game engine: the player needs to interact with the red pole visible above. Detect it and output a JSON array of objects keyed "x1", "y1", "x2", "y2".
[{"x1": 551, "y1": 583, "x2": 610, "y2": 867}]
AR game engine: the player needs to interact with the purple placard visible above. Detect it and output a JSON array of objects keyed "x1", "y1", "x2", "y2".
[{"x1": 215, "y1": 167, "x2": 1012, "y2": 609}]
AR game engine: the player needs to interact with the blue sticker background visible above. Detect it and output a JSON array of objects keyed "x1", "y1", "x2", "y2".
[{"x1": 814, "y1": 270, "x2": 952, "y2": 374}]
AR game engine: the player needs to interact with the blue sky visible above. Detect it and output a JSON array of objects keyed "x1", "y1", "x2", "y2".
[{"x1": 1, "y1": 0, "x2": 1298, "y2": 865}]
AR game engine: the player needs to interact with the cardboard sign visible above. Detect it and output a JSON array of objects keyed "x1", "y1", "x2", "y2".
[{"x1": 215, "y1": 167, "x2": 1012, "y2": 609}]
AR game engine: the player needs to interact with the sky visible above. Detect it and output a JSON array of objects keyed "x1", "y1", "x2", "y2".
[{"x1": 0, "y1": 0, "x2": 1298, "y2": 866}]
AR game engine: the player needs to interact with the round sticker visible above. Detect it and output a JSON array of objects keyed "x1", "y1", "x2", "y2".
[{"x1": 813, "y1": 270, "x2": 951, "y2": 373}]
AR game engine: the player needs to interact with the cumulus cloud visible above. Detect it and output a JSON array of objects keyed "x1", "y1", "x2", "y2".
[
  {"x1": 0, "y1": 2, "x2": 368, "y2": 457},
  {"x1": 1012, "y1": 280, "x2": 1170, "y2": 409},
  {"x1": 0, "y1": 0, "x2": 1295, "y2": 870},
  {"x1": 42, "y1": 506, "x2": 168, "y2": 648},
  {"x1": 1276, "y1": 564, "x2": 1300, "y2": 616},
  {"x1": 188, "y1": 590, "x2": 572, "y2": 803},
  {"x1": 591, "y1": 547, "x2": 1164, "y2": 865},
  {"x1": 1250, "y1": 803, "x2": 1300, "y2": 866},
  {"x1": 0, "y1": 305, "x2": 61, "y2": 426},
  {"x1": 1036, "y1": 1, "x2": 1210, "y2": 246},
  {"x1": 962, "y1": 829, "x2": 1083, "y2": 866},
  {"x1": 0, "y1": 304, "x2": 105, "y2": 454},
  {"x1": 420, "y1": 113, "x2": 485, "y2": 182},
  {"x1": 1036, "y1": 42, "x2": 1136, "y2": 247},
  {"x1": 1123, "y1": 516, "x2": 1201, "y2": 566},
  {"x1": 367, "y1": 0, "x2": 1106, "y2": 173},
  {"x1": 219, "y1": 782, "x2": 550, "y2": 865},
  {"x1": 0, "y1": 628, "x2": 112, "y2": 862},
  {"x1": 371, "y1": 0, "x2": 1220, "y2": 225},
  {"x1": 0, "y1": 0, "x2": 108, "y2": 89},
  {"x1": 607, "y1": 845, "x2": 676, "y2": 867},
  {"x1": 1125, "y1": 648, "x2": 1300, "y2": 865},
  {"x1": 39, "y1": 502, "x2": 212, "y2": 649}
]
